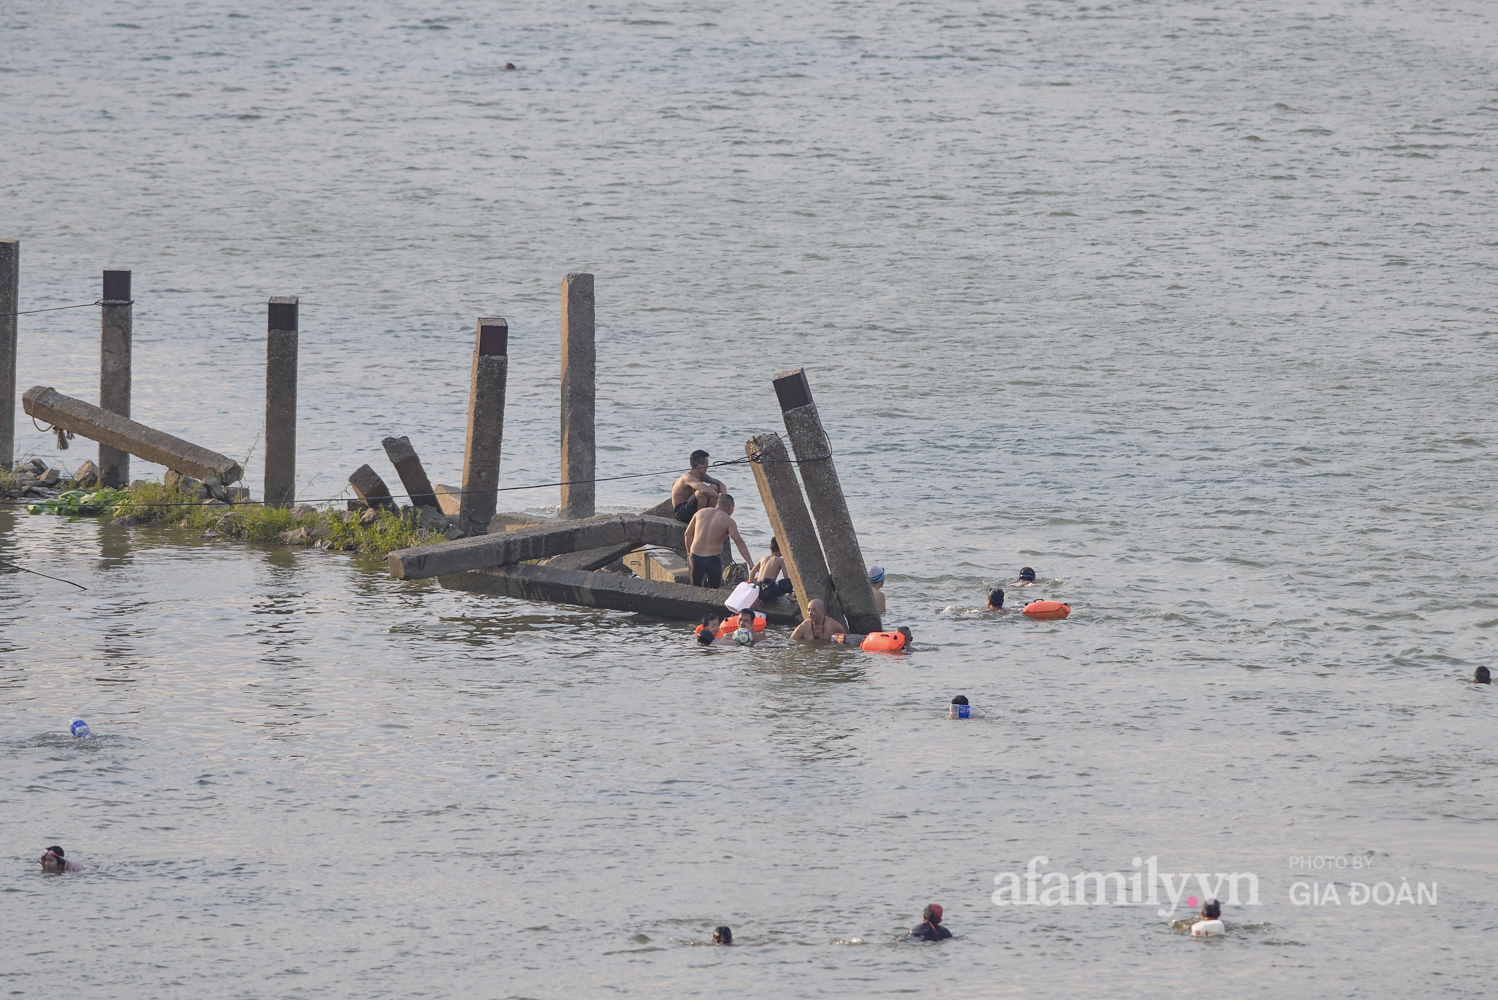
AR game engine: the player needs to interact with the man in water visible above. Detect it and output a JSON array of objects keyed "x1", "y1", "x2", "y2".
[
  {"x1": 947, "y1": 695, "x2": 983, "y2": 719},
  {"x1": 867, "y1": 565, "x2": 887, "y2": 614},
  {"x1": 987, "y1": 588, "x2": 1005, "y2": 611},
  {"x1": 1016, "y1": 567, "x2": 1037, "y2": 586},
  {"x1": 683, "y1": 494, "x2": 752, "y2": 589},
  {"x1": 790, "y1": 598, "x2": 845, "y2": 642},
  {"x1": 907, "y1": 904, "x2": 951, "y2": 942},
  {"x1": 670, "y1": 450, "x2": 725, "y2": 524},
  {"x1": 39, "y1": 846, "x2": 85, "y2": 872},
  {"x1": 750, "y1": 537, "x2": 793, "y2": 602},
  {"x1": 1475, "y1": 666, "x2": 1491, "y2": 684}
]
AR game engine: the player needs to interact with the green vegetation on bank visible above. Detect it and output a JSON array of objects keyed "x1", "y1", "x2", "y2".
[{"x1": 13, "y1": 477, "x2": 441, "y2": 557}]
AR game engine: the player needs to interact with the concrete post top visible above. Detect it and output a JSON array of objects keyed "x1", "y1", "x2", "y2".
[
  {"x1": 102, "y1": 270, "x2": 131, "y2": 302},
  {"x1": 563, "y1": 272, "x2": 594, "y2": 285},
  {"x1": 268, "y1": 297, "x2": 299, "y2": 332},
  {"x1": 0, "y1": 238, "x2": 16, "y2": 247},
  {"x1": 476, "y1": 317, "x2": 508, "y2": 357},
  {"x1": 773, "y1": 367, "x2": 813, "y2": 411}
]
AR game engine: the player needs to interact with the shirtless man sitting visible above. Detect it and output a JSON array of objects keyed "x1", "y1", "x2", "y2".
[
  {"x1": 683, "y1": 494, "x2": 753, "y2": 589},
  {"x1": 791, "y1": 598, "x2": 845, "y2": 643},
  {"x1": 749, "y1": 537, "x2": 793, "y2": 602},
  {"x1": 670, "y1": 450, "x2": 726, "y2": 524}
]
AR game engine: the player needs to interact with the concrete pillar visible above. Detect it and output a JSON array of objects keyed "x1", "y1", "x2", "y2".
[
  {"x1": 773, "y1": 367, "x2": 882, "y2": 634},
  {"x1": 382, "y1": 435, "x2": 438, "y2": 508},
  {"x1": 23, "y1": 385, "x2": 242, "y2": 482},
  {"x1": 559, "y1": 272, "x2": 595, "y2": 519},
  {"x1": 349, "y1": 463, "x2": 396, "y2": 510},
  {"x1": 264, "y1": 296, "x2": 298, "y2": 506},
  {"x1": 0, "y1": 240, "x2": 16, "y2": 469},
  {"x1": 99, "y1": 270, "x2": 132, "y2": 487},
  {"x1": 460, "y1": 317, "x2": 508, "y2": 535},
  {"x1": 746, "y1": 432, "x2": 840, "y2": 624}
]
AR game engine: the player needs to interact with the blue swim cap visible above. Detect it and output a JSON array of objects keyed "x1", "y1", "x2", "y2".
[{"x1": 1019, "y1": 567, "x2": 1036, "y2": 581}]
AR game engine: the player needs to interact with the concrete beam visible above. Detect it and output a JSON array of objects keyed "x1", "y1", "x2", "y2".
[
  {"x1": 773, "y1": 367, "x2": 882, "y2": 634},
  {"x1": 99, "y1": 270, "x2": 132, "y2": 487},
  {"x1": 349, "y1": 463, "x2": 396, "y2": 510},
  {"x1": 437, "y1": 562, "x2": 800, "y2": 625},
  {"x1": 460, "y1": 318, "x2": 508, "y2": 535},
  {"x1": 559, "y1": 272, "x2": 595, "y2": 519},
  {"x1": 388, "y1": 513, "x2": 685, "y2": 580},
  {"x1": 622, "y1": 547, "x2": 691, "y2": 585},
  {"x1": 264, "y1": 296, "x2": 298, "y2": 506},
  {"x1": 22, "y1": 385, "x2": 242, "y2": 483},
  {"x1": 0, "y1": 240, "x2": 16, "y2": 469},
  {"x1": 746, "y1": 431, "x2": 841, "y2": 624},
  {"x1": 542, "y1": 496, "x2": 686, "y2": 570},
  {"x1": 382, "y1": 435, "x2": 438, "y2": 508}
]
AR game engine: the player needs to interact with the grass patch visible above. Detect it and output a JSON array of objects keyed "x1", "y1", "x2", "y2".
[{"x1": 115, "y1": 481, "x2": 439, "y2": 556}]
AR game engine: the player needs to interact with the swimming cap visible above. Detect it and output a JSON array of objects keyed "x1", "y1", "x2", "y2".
[
  {"x1": 868, "y1": 565, "x2": 885, "y2": 584},
  {"x1": 1477, "y1": 666, "x2": 1492, "y2": 684},
  {"x1": 1019, "y1": 567, "x2": 1035, "y2": 580},
  {"x1": 713, "y1": 926, "x2": 732, "y2": 944},
  {"x1": 46, "y1": 846, "x2": 64, "y2": 858},
  {"x1": 988, "y1": 588, "x2": 1004, "y2": 608},
  {"x1": 924, "y1": 903, "x2": 943, "y2": 923}
]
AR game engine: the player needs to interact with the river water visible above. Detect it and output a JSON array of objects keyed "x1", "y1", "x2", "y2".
[{"x1": 2, "y1": 1, "x2": 1496, "y2": 996}]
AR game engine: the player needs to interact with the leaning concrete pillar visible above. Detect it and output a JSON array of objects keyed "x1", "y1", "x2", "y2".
[
  {"x1": 98, "y1": 270, "x2": 132, "y2": 487},
  {"x1": 559, "y1": 272, "x2": 595, "y2": 519},
  {"x1": 773, "y1": 367, "x2": 881, "y2": 633},
  {"x1": 460, "y1": 317, "x2": 508, "y2": 535},
  {"x1": 0, "y1": 240, "x2": 16, "y2": 469},
  {"x1": 263, "y1": 296, "x2": 298, "y2": 506},
  {"x1": 746, "y1": 432, "x2": 840, "y2": 624},
  {"x1": 382, "y1": 435, "x2": 438, "y2": 508}
]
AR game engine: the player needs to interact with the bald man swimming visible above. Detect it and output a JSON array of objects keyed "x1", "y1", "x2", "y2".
[{"x1": 791, "y1": 598, "x2": 845, "y2": 642}]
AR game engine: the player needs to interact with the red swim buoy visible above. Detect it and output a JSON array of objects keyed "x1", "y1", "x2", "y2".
[{"x1": 1022, "y1": 600, "x2": 1071, "y2": 620}]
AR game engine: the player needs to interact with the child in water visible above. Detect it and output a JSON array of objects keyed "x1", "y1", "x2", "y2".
[
  {"x1": 39, "y1": 846, "x2": 86, "y2": 872},
  {"x1": 1189, "y1": 899, "x2": 1226, "y2": 937},
  {"x1": 946, "y1": 695, "x2": 985, "y2": 719}
]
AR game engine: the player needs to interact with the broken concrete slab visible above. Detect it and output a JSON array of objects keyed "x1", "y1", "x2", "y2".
[
  {"x1": 388, "y1": 513, "x2": 685, "y2": 581},
  {"x1": 437, "y1": 562, "x2": 801, "y2": 625},
  {"x1": 746, "y1": 431, "x2": 839, "y2": 624},
  {"x1": 348, "y1": 463, "x2": 396, "y2": 510},
  {"x1": 381, "y1": 435, "x2": 438, "y2": 508},
  {"x1": 22, "y1": 385, "x2": 242, "y2": 483},
  {"x1": 622, "y1": 547, "x2": 691, "y2": 585}
]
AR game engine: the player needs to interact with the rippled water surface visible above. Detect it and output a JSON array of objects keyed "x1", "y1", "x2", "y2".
[{"x1": 3, "y1": 1, "x2": 1497, "y2": 997}]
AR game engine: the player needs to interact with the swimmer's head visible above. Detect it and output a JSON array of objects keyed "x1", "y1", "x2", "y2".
[
  {"x1": 1476, "y1": 666, "x2": 1491, "y2": 684},
  {"x1": 770, "y1": 537, "x2": 780, "y2": 555},
  {"x1": 867, "y1": 565, "x2": 885, "y2": 586},
  {"x1": 923, "y1": 903, "x2": 943, "y2": 925},
  {"x1": 40, "y1": 846, "x2": 65, "y2": 871},
  {"x1": 719, "y1": 494, "x2": 735, "y2": 513},
  {"x1": 1018, "y1": 567, "x2": 1036, "y2": 582},
  {"x1": 987, "y1": 588, "x2": 1005, "y2": 609},
  {"x1": 690, "y1": 449, "x2": 709, "y2": 471},
  {"x1": 697, "y1": 630, "x2": 716, "y2": 646},
  {"x1": 1201, "y1": 899, "x2": 1221, "y2": 920},
  {"x1": 950, "y1": 695, "x2": 969, "y2": 706},
  {"x1": 713, "y1": 926, "x2": 732, "y2": 945},
  {"x1": 896, "y1": 626, "x2": 912, "y2": 643}
]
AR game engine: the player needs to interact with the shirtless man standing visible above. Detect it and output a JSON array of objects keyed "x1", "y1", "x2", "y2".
[
  {"x1": 791, "y1": 598, "x2": 845, "y2": 643},
  {"x1": 670, "y1": 450, "x2": 726, "y2": 524},
  {"x1": 683, "y1": 494, "x2": 753, "y2": 589}
]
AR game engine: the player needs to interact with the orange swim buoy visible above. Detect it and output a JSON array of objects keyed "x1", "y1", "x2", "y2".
[
  {"x1": 1022, "y1": 600, "x2": 1071, "y2": 620},
  {"x1": 859, "y1": 631, "x2": 909, "y2": 651},
  {"x1": 716, "y1": 612, "x2": 767, "y2": 638}
]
